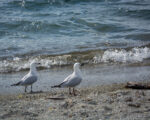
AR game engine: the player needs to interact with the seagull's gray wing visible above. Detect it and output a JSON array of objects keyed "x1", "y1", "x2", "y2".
[
  {"x1": 11, "y1": 74, "x2": 31, "y2": 86},
  {"x1": 61, "y1": 75, "x2": 82, "y2": 87},
  {"x1": 20, "y1": 75, "x2": 37, "y2": 86},
  {"x1": 53, "y1": 74, "x2": 72, "y2": 88}
]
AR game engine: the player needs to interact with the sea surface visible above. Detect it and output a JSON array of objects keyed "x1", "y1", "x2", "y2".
[{"x1": 0, "y1": 0, "x2": 150, "y2": 73}]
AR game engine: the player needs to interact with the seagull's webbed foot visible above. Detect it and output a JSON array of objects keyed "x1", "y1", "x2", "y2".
[
  {"x1": 69, "y1": 88, "x2": 72, "y2": 95},
  {"x1": 73, "y1": 88, "x2": 77, "y2": 96},
  {"x1": 30, "y1": 85, "x2": 33, "y2": 93},
  {"x1": 25, "y1": 86, "x2": 27, "y2": 93}
]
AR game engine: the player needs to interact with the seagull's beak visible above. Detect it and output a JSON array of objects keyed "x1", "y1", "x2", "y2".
[{"x1": 80, "y1": 63, "x2": 84, "y2": 66}]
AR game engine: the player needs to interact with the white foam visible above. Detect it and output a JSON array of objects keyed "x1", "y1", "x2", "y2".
[
  {"x1": 0, "y1": 55, "x2": 72, "y2": 73},
  {"x1": 93, "y1": 47, "x2": 150, "y2": 63},
  {"x1": 0, "y1": 47, "x2": 150, "y2": 73}
]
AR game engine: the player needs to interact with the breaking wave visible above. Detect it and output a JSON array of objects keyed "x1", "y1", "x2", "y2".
[
  {"x1": 93, "y1": 47, "x2": 150, "y2": 63},
  {"x1": 0, "y1": 46, "x2": 150, "y2": 73}
]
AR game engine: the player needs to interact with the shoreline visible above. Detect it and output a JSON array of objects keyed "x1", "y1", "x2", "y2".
[
  {"x1": 0, "y1": 83, "x2": 150, "y2": 120},
  {"x1": 0, "y1": 64, "x2": 150, "y2": 95}
]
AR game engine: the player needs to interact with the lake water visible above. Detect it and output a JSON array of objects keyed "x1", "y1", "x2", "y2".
[{"x1": 0, "y1": 0, "x2": 150, "y2": 73}]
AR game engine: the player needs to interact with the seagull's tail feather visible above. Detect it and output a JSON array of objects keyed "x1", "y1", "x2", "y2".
[
  {"x1": 51, "y1": 84, "x2": 61, "y2": 88},
  {"x1": 11, "y1": 81, "x2": 21, "y2": 86},
  {"x1": 51, "y1": 82, "x2": 64, "y2": 88}
]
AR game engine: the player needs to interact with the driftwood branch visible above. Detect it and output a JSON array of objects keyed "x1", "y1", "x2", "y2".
[
  {"x1": 45, "y1": 97, "x2": 65, "y2": 100},
  {"x1": 126, "y1": 82, "x2": 150, "y2": 89}
]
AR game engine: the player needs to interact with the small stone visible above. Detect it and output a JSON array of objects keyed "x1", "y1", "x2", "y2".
[
  {"x1": 88, "y1": 101, "x2": 97, "y2": 105},
  {"x1": 128, "y1": 103, "x2": 141, "y2": 108},
  {"x1": 69, "y1": 114, "x2": 72, "y2": 118},
  {"x1": 63, "y1": 112, "x2": 68, "y2": 116},
  {"x1": 80, "y1": 112, "x2": 89, "y2": 117},
  {"x1": 125, "y1": 97, "x2": 132, "y2": 102},
  {"x1": 61, "y1": 102, "x2": 69, "y2": 109},
  {"x1": 103, "y1": 106, "x2": 112, "y2": 111}
]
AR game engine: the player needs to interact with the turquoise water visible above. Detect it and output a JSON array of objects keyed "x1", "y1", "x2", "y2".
[{"x1": 0, "y1": 0, "x2": 150, "y2": 73}]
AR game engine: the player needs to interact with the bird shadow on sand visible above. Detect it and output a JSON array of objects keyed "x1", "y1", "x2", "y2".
[
  {"x1": 26, "y1": 91, "x2": 43, "y2": 94},
  {"x1": 45, "y1": 97, "x2": 66, "y2": 100}
]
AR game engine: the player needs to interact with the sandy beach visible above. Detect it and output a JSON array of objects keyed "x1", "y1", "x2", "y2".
[
  {"x1": 0, "y1": 64, "x2": 150, "y2": 120},
  {"x1": 0, "y1": 83, "x2": 150, "y2": 120}
]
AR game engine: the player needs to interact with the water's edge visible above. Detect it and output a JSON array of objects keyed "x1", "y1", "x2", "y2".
[{"x1": 1, "y1": 64, "x2": 150, "y2": 95}]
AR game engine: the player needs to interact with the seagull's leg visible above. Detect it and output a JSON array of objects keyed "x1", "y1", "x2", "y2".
[
  {"x1": 73, "y1": 88, "x2": 76, "y2": 96},
  {"x1": 25, "y1": 86, "x2": 27, "y2": 93},
  {"x1": 30, "y1": 85, "x2": 33, "y2": 93},
  {"x1": 69, "y1": 87, "x2": 72, "y2": 95}
]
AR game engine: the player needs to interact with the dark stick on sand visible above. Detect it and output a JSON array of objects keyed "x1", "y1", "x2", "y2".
[{"x1": 126, "y1": 82, "x2": 150, "y2": 89}]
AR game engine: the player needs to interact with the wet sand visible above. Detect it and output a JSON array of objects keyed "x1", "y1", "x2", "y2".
[
  {"x1": 0, "y1": 83, "x2": 150, "y2": 120},
  {"x1": 1, "y1": 64, "x2": 150, "y2": 94}
]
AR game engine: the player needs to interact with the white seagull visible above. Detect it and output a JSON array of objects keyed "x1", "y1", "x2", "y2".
[
  {"x1": 11, "y1": 61, "x2": 40, "y2": 93},
  {"x1": 51, "y1": 62, "x2": 84, "y2": 95}
]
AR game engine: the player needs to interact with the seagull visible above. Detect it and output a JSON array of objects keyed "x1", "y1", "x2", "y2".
[
  {"x1": 51, "y1": 63, "x2": 84, "y2": 96},
  {"x1": 11, "y1": 61, "x2": 40, "y2": 93}
]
